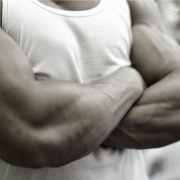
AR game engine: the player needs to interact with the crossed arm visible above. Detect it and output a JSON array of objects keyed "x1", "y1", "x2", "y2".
[
  {"x1": 0, "y1": 13, "x2": 144, "y2": 168},
  {"x1": 1, "y1": 0, "x2": 179, "y2": 168},
  {"x1": 104, "y1": 0, "x2": 180, "y2": 149}
]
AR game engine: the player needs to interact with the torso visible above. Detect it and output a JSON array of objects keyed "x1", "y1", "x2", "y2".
[
  {"x1": 0, "y1": 0, "x2": 149, "y2": 179},
  {"x1": 2, "y1": 0, "x2": 133, "y2": 83}
]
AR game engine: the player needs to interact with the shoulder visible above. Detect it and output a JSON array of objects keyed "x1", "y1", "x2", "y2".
[
  {"x1": 0, "y1": 1, "x2": 2, "y2": 28},
  {"x1": 127, "y1": 0, "x2": 159, "y2": 27}
]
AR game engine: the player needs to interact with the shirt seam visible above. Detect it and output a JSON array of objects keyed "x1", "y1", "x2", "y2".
[{"x1": 31, "y1": 0, "x2": 105, "y2": 18}]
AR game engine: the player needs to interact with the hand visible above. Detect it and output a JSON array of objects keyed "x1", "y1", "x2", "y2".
[{"x1": 92, "y1": 66, "x2": 146, "y2": 96}]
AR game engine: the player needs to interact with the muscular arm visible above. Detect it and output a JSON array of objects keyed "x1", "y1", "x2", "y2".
[
  {"x1": 0, "y1": 24, "x2": 144, "y2": 168},
  {"x1": 103, "y1": 0, "x2": 180, "y2": 149}
]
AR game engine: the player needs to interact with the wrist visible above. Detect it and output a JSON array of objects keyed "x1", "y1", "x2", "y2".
[
  {"x1": 121, "y1": 67, "x2": 145, "y2": 98},
  {"x1": 89, "y1": 67, "x2": 144, "y2": 109}
]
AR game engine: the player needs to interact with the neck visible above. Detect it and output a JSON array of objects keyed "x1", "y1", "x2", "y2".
[{"x1": 38, "y1": 0, "x2": 101, "y2": 11}]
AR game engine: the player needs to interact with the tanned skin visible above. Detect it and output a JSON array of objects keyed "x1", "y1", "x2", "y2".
[
  {"x1": 104, "y1": 0, "x2": 180, "y2": 149},
  {"x1": 0, "y1": 1, "x2": 143, "y2": 168}
]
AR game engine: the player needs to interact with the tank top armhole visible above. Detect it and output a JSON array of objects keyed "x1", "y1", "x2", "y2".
[{"x1": 2, "y1": 0, "x2": 8, "y2": 32}]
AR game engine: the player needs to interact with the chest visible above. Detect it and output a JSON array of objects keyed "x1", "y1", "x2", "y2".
[
  {"x1": 3, "y1": 0, "x2": 132, "y2": 82},
  {"x1": 19, "y1": 12, "x2": 131, "y2": 59}
]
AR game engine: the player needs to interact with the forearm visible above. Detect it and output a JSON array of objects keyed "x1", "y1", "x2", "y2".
[
  {"x1": 104, "y1": 23, "x2": 180, "y2": 149},
  {"x1": 24, "y1": 71, "x2": 142, "y2": 165},
  {"x1": 104, "y1": 70, "x2": 180, "y2": 149},
  {"x1": 0, "y1": 28, "x2": 143, "y2": 167}
]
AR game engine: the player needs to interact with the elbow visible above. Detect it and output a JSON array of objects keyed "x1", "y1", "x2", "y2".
[
  {"x1": 0, "y1": 146, "x2": 48, "y2": 169},
  {"x1": 0, "y1": 120, "x2": 49, "y2": 168},
  {"x1": 0, "y1": 134, "x2": 49, "y2": 168},
  {"x1": 12, "y1": 129, "x2": 80, "y2": 168}
]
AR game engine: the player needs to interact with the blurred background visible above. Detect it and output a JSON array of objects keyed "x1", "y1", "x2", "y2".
[
  {"x1": 143, "y1": 1, "x2": 180, "y2": 180},
  {"x1": 158, "y1": 0, "x2": 180, "y2": 43}
]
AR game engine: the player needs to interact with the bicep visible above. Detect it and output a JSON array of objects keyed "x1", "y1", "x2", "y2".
[
  {"x1": 0, "y1": 28, "x2": 42, "y2": 166},
  {"x1": 127, "y1": 0, "x2": 177, "y2": 85},
  {"x1": 0, "y1": 27, "x2": 34, "y2": 79},
  {"x1": 0, "y1": 27, "x2": 36, "y2": 119},
  {"x1": 131, "y1": 24, "x2": 180, "y2": 86},
  {"x1": 127, "y1": 0, "x2": 161, "y2": 27}
]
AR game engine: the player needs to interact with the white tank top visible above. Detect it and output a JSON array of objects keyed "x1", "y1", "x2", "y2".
[{"x1": 1, "y1": 0, "x2": 149, "y2": 179}]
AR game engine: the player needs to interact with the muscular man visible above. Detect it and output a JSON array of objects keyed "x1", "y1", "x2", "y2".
[
  {"x1": 0, "y1": 0, "x2": 147, "y2": 180},
  {"x1": 0, "y1": 0, "x2": 179, "y2": 180}
]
